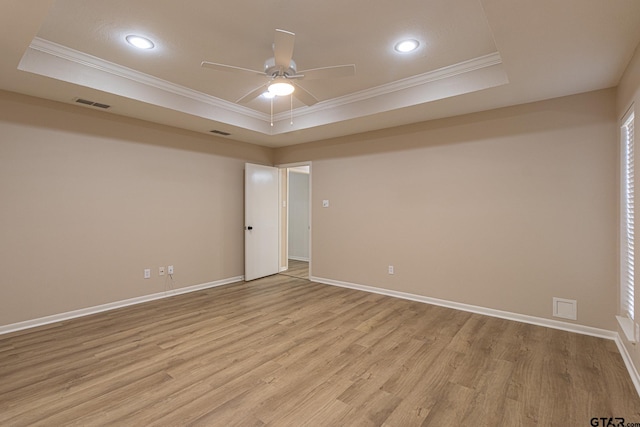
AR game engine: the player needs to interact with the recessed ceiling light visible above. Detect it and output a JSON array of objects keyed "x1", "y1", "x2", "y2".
[
  {"x1": 126, "y1": 35, "x2": 155, "y2": 50},
  {"x1": 394, "y1": 39, "x2": 419, "y2": 53}
]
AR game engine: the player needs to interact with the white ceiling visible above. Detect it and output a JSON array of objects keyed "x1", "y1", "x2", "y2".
[{"x1": 1, "y1": 0, "x2": 640, "y2": 147}]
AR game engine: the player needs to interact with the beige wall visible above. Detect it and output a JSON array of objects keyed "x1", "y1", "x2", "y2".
[
  {"x1": 276, "y1": 88, "x2": 618, "y2": 330},
  {"x1": 617, "y1": 42, "x2": 640, "y2": 380},
  {"x1": 0, "y1": 82, "x2": 626, "y2": 337},
  {"x1": 0, "y1": 90, "x2": 272, "y2": 325}
]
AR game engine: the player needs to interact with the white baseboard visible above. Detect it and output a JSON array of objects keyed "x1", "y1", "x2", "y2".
[
  {"x1": 0, "y1": 275, "x2": 244, "y2": 336},
  {"x1": 4, "y1": 273, "x2": 638, "y2": 398},
  {"x1": 310, "y1": 276, "x2": 615, "y2": 339},
  {"x1": 288, "y1": 256, "x2": 310, "y2": 262},
  {"x1": 614, "y1": 336, "x2": 640, "y2": 398},
  {"x1": 311, "y1": 275, "x2": 640, "y2": 397}
]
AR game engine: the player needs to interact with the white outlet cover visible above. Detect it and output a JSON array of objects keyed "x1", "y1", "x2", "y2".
[
  {"x1": 144, "y1": 268, "x2": 151, "y2": 279},
  {"x1": 168, "y1": 265, "x2": 174, "y2": 274},
  {"x1": 322, "y1": 200, "x2": 329, "y2": 208}
]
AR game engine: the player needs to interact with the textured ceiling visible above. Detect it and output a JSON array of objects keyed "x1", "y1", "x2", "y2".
[{"x1": 1, "y1": 0, "x2": 640, "y2": 147}]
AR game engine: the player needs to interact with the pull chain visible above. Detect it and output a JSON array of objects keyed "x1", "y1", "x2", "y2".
[
  {"x1": 290, "y1": 94, "x2": 293, "y2": 125},
  {"x1": 270, "y1": 97, "x2": 274, "y2": 127}
]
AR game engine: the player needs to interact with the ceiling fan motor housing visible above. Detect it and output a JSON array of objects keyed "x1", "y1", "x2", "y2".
[{"x1": 264, "y1": 57, "x2": 297, "y2": 78}]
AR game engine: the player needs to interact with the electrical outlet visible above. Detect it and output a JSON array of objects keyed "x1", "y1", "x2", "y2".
[
  {"x1": 168, "y1": 265, "x2": 174, "y2": 275},
  {"x1": 159, "y1": 266, "x2": 165, "y2": 276},
  {"x1": 144, "y1": 269, "x2": 151, "y2": 279},
  {"x1": 388, "y1": 265, "x2": 394, "y2": 275}
]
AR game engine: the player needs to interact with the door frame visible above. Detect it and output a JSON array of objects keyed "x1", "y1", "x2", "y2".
[{"x1": 277, "y1": 161, "x2": 312, "y2": 277}]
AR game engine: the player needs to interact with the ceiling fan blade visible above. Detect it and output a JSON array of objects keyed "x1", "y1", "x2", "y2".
[
  {"x1": 237, "y1": 83, "x2": 269, "y2": 104},
  {"x1": 274, "y1": 29, "x2": 295, "y2": 70},
  {"x1": 293, "y1": 83, "x2": 318, "y2": 106},
  {"x1": 201, "y1": 61, "x2": 264, "y2": 76},
  {"x1": 297, "y1": 64, "x2": 356, "y2": 80}
]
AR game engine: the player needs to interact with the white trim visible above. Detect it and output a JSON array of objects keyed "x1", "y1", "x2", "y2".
[
  {"x1": 286, "y1": 168, "x2": 290, "y2": 265},
  {"x1": 273, "y1": 52, "x2": 503, "y2": 122},
  {"x1": 28, "y1": 38, "x2": 265, "y2": 121},
  {"x1": 277, "y1": 161, "x2": 313, "y2": 278},
  {"x1": 310, "y1": 276, "x2": 616, "y2": 339},
  {"x1": 616, "y1": 315, "x2": 637, "y2": 343},
  {"x1": 620, "y1": 108, "x2": 635, "y2": 322},
  {"x1": 0, "y1": 276, "x2": 244, "y2": 336},
  {"x1": 24, "y1": 38, "x2": 505, "y2": 135},
  {"x1": 311, "y1": 276, "x2": 640, "y2": 397},
  {"x1": 276, "y1": 161, "x2": 313, "y2": 169},
  {"x1": 308, "y1": 163, "x2": 312, "y2": 278},
  {"x1": 3, "y1": 272, "x2": 637, "y2": 397},
  {"x1": 288, "y1": 256, "x2": 310, "y2": 262},
  {"x1": 30, "y1": 37, "x2": 500, "y2": 125},
  {"x1": 614, "y1": 335, "x2": 640, "y2": 397},
  {"x1": 279, "y1": 167, "x2": 284, "y2": 273},
  {"x1": 288, "y1": 166, "x2": 310, "y2": 174}
]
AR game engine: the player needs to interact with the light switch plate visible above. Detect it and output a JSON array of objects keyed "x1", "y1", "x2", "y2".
[{"x1": 322, "y1": 200, "x2": 329, "y2": 208}]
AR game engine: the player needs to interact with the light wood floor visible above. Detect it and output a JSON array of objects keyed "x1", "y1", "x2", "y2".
[
  {"x1": 280, "y1": 259, "x2": 309, "y2": 279},
  {"x1": 1, "y1": 275, "x2": 639, "y2": 426}
]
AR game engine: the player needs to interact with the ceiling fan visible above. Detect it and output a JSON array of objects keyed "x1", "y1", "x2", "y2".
[{"x1": 201, "y1": 29, "x2": 356, "y2": 106}]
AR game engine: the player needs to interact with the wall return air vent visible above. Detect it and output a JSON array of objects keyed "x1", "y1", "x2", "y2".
[{"x1": 74, "y1": 98, "x2": 111, "y2": 109}]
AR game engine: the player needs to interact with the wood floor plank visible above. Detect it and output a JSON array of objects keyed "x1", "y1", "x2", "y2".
[
  {"x1": 299, "y1": 398, "x2": 354, "y2": 427},
  {"x1": 1, "y1": 274, "x2": 639, "y2": 426},
  {"x1": 280, "y1": 259, "x2": 309, "y2": 279}
]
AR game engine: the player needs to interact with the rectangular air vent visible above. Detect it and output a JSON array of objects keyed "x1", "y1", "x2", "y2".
[
  {"x1": 75, "y1": 98, "x2": 111, "y2": 109},
  {"x1": 210, "y1": 129, "x2": 231, "y2": 136},
  {"x1": 553, "y1": 297, "x2": 577, "y2": 320}
]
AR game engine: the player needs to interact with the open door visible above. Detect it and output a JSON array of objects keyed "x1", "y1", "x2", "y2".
[
  {"x1": 278, "y1": 163, "x2": 312, "y2": 279},
  {"x1": 245, "y1": 163, "x2": 280, "y2": 281}
]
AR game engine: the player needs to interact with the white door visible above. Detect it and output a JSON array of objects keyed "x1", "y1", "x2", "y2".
[{"x1": 245, "y1": 163, "x2": 280, "y2": 281}]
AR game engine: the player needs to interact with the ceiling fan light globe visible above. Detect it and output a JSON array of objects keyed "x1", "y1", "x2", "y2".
[{"x1": 268, "y1": 81, "x2": 295, "y2": 96}]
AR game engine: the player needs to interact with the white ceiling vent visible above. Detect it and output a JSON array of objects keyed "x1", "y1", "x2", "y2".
[{"x1": 74, "y1": 98, "x2": 110, "y2": 109}]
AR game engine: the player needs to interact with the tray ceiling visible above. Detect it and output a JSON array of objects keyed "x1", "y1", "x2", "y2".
[{"x1": 1, "y1": 0, "x2": 640, "y2": 147}]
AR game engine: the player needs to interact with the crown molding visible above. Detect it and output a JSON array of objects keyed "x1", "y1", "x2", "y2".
[
  {"x1": 274, "y1": 52, "x2": 503, "y2": 122},
  {"x1": 29, "y1": 37, "x2": 267, "y2": 121},
  {"x1": 24, "y1": 37, "x2": 505, "y2": 136}
]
